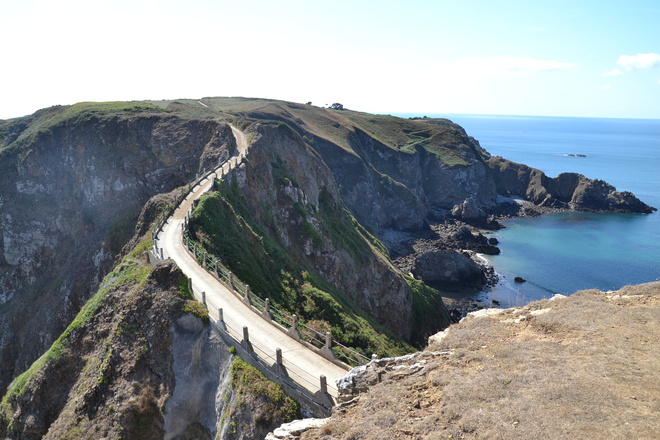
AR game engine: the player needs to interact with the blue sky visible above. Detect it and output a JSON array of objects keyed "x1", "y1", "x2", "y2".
[{"x1": 1, "y1": 0, "x2": 659, "y2": 119}]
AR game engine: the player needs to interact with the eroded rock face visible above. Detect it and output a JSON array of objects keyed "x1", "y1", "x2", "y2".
[
  {"x1": 1, "y1": 261, "x2": 193, "y2": 439},
  {"x1": 309, "y1": 124, "x2": 498, "y2": 231},
  {"x1": 164, "y1": 315, "x2": 230, "y2": 440},
  {"x1": 229, "y1": 123, "x2": 418, "y2": 338},
  {"x1": 0, "y1": 114, "x2": 235, "y2": 396},
  {"x1": 488, "y1": 156, "x2": 656, "y2": 213}
]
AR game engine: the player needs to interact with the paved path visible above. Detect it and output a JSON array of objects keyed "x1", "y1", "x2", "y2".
[{"x1": 156, "y1": 125, "x2": 348, "y2": 398}]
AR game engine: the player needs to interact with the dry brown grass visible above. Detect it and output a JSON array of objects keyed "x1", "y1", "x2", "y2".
[{"x1": 301, "y1": 283, "x2": 660, "y2": 440}]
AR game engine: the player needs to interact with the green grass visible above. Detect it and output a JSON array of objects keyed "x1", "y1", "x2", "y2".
[
  {"x1": 229, "y1": 355, "x2": 299, "y2": 425},
  {"x1": 182, "y1": 300, "x2": 209, "y2": 323},
  {"x1": 6, "y1": 101, "x2": 163, "y2": 149},
  {"x1": 189, "y1": 178, "x2": 411, "y2": 359},
  {"x1": 317, "y1": 187, "x2": 384, "y2": 264},
  {"x1": 406, "y1": 275, "x2": 450, "y2": 347},
  {"x1": 177, "y1": 277, "x2": 193, "y2": 299},
  {"x1": 105, "y1": 207, "x2": 139, "y2": 257}
]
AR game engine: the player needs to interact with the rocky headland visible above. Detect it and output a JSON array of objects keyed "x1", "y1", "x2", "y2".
[{"x1": 0, "y1": 97, "x2": 655, "y2": 438}]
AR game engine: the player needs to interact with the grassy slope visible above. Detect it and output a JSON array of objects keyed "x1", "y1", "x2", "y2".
[
  {"x1": 189, "y1": 178, "x2": 412, "y2": 359},
  {"x1": 172, "y1": 98, "x2": 460, "y2": 354},
  {"x1": 4, "y1": 97, "x2": 477, "y2": 168},
  {"x1": 0, "y1": 236, "x2": 155, "y2": 437},
  {"x1": 2, "y1": 96, "x2": 460, "y2": 357}
]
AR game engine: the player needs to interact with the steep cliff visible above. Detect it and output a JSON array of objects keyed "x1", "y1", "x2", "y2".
[
  {"x1": 207, "y1": 99, "x2": 498, "y2": 231},
  {"x1": 487, "y1": 156, "x2": 656, "y2": 213},
  {"x1": 0, "y1": 102, "x2": 235, "y2": 397},
  {"x1": 0, "y1": 244, "x2": 190, "y2": 439},
  {"x1": 188, "y1": 121, "x2": 451, "y2": 352},
  {"x1": 0, "y1": 246, "x2": 297, "y2": 440},
  {"x1": 1, "y1": 97, "x2": 655, "y2": 439}
]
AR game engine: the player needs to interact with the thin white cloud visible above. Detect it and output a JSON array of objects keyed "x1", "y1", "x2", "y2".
[
  {"x1": 442, "y1": 56, "x2": 578, "y2": 78},
  {"x1": 601, "y1": 84, "x2": 613, "y2": 90},
  {"x1": 616, "y1": 53, "x2": 660, "y2": 70},
  {"x1": 602, "y1": 68, "x2": 623, "y2": 77}
]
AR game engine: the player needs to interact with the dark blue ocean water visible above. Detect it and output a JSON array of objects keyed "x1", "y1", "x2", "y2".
[{"x1": 397, "y1": 113, "x2": 660, "y2": 307}]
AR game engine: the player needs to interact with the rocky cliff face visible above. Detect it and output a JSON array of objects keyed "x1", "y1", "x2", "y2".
[
  {"x1": 286, "y1": 119, "x2": 498, "y2": 231},
  {"x1": 2, "y1": 97, "x2": 655, "y2": 439},
  {"x1": 0, "y1": 107, "x2": 235, "y2": 397},
  {"x1": 0, "y1": 258, "x2": 191, "y2": 439},
  {"x1": 191, "y1": 122, "x2": 439, "y2": 341},
  {"x1": 487, "y1": 156, "x2": 656, "y2": 213},
  {"x1": 0, "y1": 254, "x2": 296, "y2": 440}
]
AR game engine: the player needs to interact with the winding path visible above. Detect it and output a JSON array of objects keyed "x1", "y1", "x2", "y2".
[{"x1": 154, "y1": 125, "x2": 348, "y2": 401}]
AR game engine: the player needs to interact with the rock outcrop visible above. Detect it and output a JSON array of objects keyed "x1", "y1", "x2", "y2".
[
  {"x1": 451, "y1": 197, "x2": 486, "y2": 221},
  {"x1": 0, "y1": 260, "x2": 199, "y2": 439},
  {"x1": 0, "y1": 255, "x2": 297, "y2": 440},
  {"x1": 1, "y1": 98, "x2": 656, "y2": 439},
  {"x1": 487, "y1": 156, "x2": 656, "y2": 213},
  {"x1": 411, "y1": 250, "x2": 486, "y2": 290},
  {"x1": 192, "y1": 122, "x2": 439, "y2": 340}
]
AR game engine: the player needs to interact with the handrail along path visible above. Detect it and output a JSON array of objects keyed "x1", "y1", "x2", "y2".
[{"x1": 152, "y1": 125, "x2": 353, "y2": 415}]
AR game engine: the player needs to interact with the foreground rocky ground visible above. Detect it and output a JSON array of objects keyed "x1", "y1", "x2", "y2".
[{"x1": 293, "y1": 282, "x2": 660, "y2": 440}]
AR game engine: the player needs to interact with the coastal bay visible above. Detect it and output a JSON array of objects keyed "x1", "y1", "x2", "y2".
[{"x1": 444, "y1": 114, "x2": 660, "y2": 306}]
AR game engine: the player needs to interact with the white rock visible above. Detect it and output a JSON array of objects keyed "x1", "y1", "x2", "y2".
[
  {"x1": 266, "y1": 418, "x2": 329, "y2": 439},
  {"x1": 466, "y1": 308, "x2": 504, "y2": 319},
  {"x1": 428, "y1": 329, "x2": 449, "y2": 346}
]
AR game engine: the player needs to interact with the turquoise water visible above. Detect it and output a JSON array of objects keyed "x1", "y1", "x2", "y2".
[{"x1": 398, "y1": 114, "x2": 660, "y2": 306}]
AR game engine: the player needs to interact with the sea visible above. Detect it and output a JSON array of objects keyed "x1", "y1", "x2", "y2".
[{"x1": 396, "y1": 113, "x2": 660, "y2": 307}]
